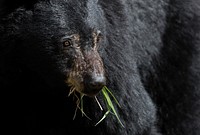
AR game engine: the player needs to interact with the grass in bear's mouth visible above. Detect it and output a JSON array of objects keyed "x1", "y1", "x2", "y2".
[
  {"x1": 70, "y1": 86, "x2": 124, "y2": 127},
  {"x1": 95, "y1": 86, "x2": 124, "y2": 127}
]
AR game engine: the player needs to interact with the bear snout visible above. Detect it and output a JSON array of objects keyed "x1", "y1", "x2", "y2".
[{"x1": 66, "y1": 48, "x2": 106, "y2": 97}]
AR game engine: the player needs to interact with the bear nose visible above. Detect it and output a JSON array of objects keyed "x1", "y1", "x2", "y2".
[{"x1": 84, "y1": 74, "x2": 106, "y2": 96}]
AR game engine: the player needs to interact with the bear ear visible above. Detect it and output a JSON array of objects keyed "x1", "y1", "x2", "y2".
[
  {"x1": 0, "y1": 0, "x2": 38, "y2": 16},
  {"x1": 0, "y1": 23, "x2": 17, "y2": 57},
  {"x1": 0, "y1": 22, "x2": 22, "y2": 86},
  {"x1": 0, "y1": 7, "x2": 26, "y2": 56}
]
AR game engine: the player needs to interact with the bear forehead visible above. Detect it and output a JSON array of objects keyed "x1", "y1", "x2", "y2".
[{"x1": 32, "y1": 0, "x2": 102, "y2": 32}]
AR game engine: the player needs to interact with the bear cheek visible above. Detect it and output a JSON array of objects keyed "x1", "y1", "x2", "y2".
[{"x1": 65, "y1": 53, "x2": 86, "y2": 95}]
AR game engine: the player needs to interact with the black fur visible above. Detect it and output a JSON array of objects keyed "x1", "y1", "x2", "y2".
[{"x1": 0, "y1": 0, "x2": 200, "y2": 135}]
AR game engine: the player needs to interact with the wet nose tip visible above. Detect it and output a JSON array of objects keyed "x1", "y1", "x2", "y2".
[
  {"x1": 89, "y1": 76, "x2": 106, "y2": 90},
  {"x1": 84, "y1": 75, "x2": 106, "y2": 96}
]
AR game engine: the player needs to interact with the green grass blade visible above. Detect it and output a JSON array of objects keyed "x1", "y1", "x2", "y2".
[
  {"x1": 95, "y1": 110, "x2": 110, "y2": 126},
  {"x1": 95, "y1": 96, "x2": 103, "y2": 111},
  {"x1": 79, "y1": 94, "x2": 92, "y2": 120},
  {"x1": 103, "y1": 86, "x2": 121, "y2": 108},
  {"x1": 80, "y1": 94, "x2": 84, "y2": 117},
  {"x1": 102, "y1": 88, "x2": 124, "y2": 127}
]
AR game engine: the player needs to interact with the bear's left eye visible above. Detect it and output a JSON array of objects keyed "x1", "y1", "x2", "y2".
[{"x1": 63, "y1": 39, "x2": 72, "y2": 48}]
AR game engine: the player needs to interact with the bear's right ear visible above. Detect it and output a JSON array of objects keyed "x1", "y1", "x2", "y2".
[
  {"x1": 0, "y1": 0, "x2": 37, "y2": 17},
  {"x1": 0, "y1": 21, "x2": 22, "y2": 87},
  {"x1": 0, "y1": 7, "x2": 27, "y2": 57},
  {"x1": 0, "y1": 7, "x2": 33, "y2": 62},
  {"x1": 0, "y1": 23, "x2": 18, "y2": 57}
]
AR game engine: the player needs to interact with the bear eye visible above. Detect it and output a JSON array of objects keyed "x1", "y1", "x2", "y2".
[{"x1": 63, "y1": 39, "x2": 72, "y2": 48}]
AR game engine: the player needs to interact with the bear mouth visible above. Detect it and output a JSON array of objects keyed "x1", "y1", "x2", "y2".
[
  {"x1": 66, "y1": 74, "x2": 106, "y2": 97},
  {"x1": 67, "y1": 82, "x2": 105, "y2": 97}
]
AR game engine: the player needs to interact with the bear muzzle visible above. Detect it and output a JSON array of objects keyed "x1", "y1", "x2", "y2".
[
  {"x1": 66, "y1": 49, "x2": 106, "y2": 97},
  {"x1": 83, "y1": 73, "x2": 106, "y2": 97}
]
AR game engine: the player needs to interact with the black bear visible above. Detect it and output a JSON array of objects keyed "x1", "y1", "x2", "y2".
[{"x1": 0, "y1": 0, "x2": 200, "y2": 135}]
